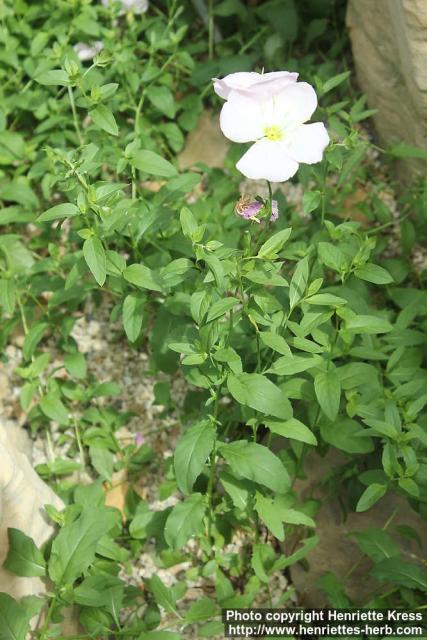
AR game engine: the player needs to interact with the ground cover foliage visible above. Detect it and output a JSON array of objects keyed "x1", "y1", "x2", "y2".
[{"x1": 0, "y1": 0, "x2": 427, "y2": 637}]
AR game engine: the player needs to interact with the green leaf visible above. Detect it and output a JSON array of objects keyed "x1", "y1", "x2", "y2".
[
  {"x1": 219, "y1": 441, "x2": 290, "y2": 493},
  {"x1": 317, "y1": 572, "x2": 351, "y2": 608},
  {"x1": 351, "y1": 528, "x2": 400, "y2": 563},
  {"x1": 123, "y1": 264, "x2": 163, "y2": 292},
  {"x1": 37, "y1": 203, "x2": 79, "y2": 222},
  {"x1": 370, "y1": 558, "x2": 427, "y2": 590},
  {"x1": 251, "y1": 543, "x2": 276, "y2": 583},
  {"x1": 0, "y1": 279, "x2": 16, "y2": 314},
  {"x1": 130, "y1": 150, "x2": 177, "y2": 177},
  {"x1": 268, "y1": 354, "x2": 322, "y2": 376},
  {"x1": 255, "y1": 493, "x2": 285, "y2": 541},
  {"x1": 48, "y1": 507, "x2": 117, "y2": 584},
  {"x1": 320, "y1": 417, "x2": 374, "y2": 454},
  {"x1": 257, "y1": 228, "x2": 291, "y2": 259},
  {"x1": 213, "y1": 347, "x2": 242, "y2": 373},
  {"x1": 22, "y1": 322, "x2": 48, "y2": 361},
  {"x1": 314, "y1": 369, "x2": 341, "y2": 421},
  {"x1": 122, "y1": 294, "x2": 145, "y2": 342},
  {"x1": 184, "y1": 598, "x2": 216, "y2": 623},
  {"x1": 305, "y1": 293, "x2": 347, "y2": 306},
  {"x1": 40, "y1": 391, "x2": 69, "y2": 425},
  {"x1": 146, "y1": 85, "x2": 176, "y2": 118},
  {"x1": 389, "y1": 142, "x2": 427, "y2": 160},
  {"x1": 354, "y1": 263, "x2": 394, "y2": 284},
  {"x1": 219, "y1": 470, "x2": 251, "y2": 510},
  {"x1": 180, "y1": 207, "x2": 198, "y2": 238},
  {"x1": 89, "y1": 446, "x2": 114, "y2": 481},
  {"x1": 206, "y1": 297, "x2": 239, "y2": 323},
  {"x1": 164, "y1": 494, "x2": 206, "y2": 549},
  {"x1": 398, "y1": 477, "x2": 420, "y2": 497},
  {"x1": 265, "y1": 418, "x2": 317, "y2": 445},
  {"x1": 90, "y1": 104, "x2": 118, "y2": 136},
  {"x1": 279, "y1": 507, "x2": 315, "y2": 528},
  {"x1": 35, "y1": 69, "x2": 69, "y2": 85},
  {"x1": 320, "y1": 70, "x2": 350, "y2": 95},
  {"x1": 74, "y1": 575, "x2": 124, "y2": 609},
  {"x1": 227, "y1": 372, "x2": 292, "y2": 420},
  {"x1": 83, "y1": 237, "x2": 106, "y2": 286},
  {"x1": 356, "y1": 484, "x2": 387, "y2": 512},
  {"x1": 3, "y1": 529, "x2": 46, "y2": 577},
  {"x1": 203, "y1": 253, "x2": 224, "y2": 289},
  {"x1": 345, "y1": 315, "x2": 393, "y2": 334},
  {"x1": 64, "y1": 352, "x2": 87, "y2": 379},
  {"x1": 174, "y1": 420, "x2": 215, "y2": 495},
  {"x1": 147, "y1": 575, "x2": 178, "y2": 615},
  {"x1": 318, "y1": 242, "x2": 348, "y2": 273},
  {"x1": 272, "y1": 535, "x2": 319, "y2": 571},
  {"x1": 259, "y1": 331, "x2": 292, "y2": 356},
  {"x1": 302, "y1": 190, "x2": 321, "y2": 214},
  {"x1": 0, "y1": 593, "x2": 33, "y2": 640},
  {"x1": 161, "y1": 122, "x2": 184, "y2": 152},
  {"x1": 289, "y1": 257, "x2": 309, "y2": 309},
  {"x1": 129, "y1": 502, "x2": 154, "y2": 539}
]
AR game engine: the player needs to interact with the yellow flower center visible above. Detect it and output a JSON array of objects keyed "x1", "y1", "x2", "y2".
[{"x1": 264, "y1": 125, "x2": 283, "y2": 141}]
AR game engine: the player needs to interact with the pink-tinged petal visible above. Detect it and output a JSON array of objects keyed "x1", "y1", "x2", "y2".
[
  {"x1": 274, "y1": 82, "x2": 318, "y2": 127},
  {"x1": 285, "y1": 122, "x2": 329, "y2": 164},
  {"x1": 220, "y1": 94, "x2": 264, "y2": 143},
  {"x1": 236, "y1": 139, "x2": 299, "y2": 182},
  {"x1": 270, "y1": 200, "x2": 279, "y2": 222},
  {"x1": 260, "y1": 71, "x2": 299, "y2": 83},
  {"x1": 213, "y1": 72, "x2": 261, "y2": 99},
  {"x1": 245, "y1": 72, "x2": 298, "y2": 100},
  {"x1": 241, "y1": 201, "x2": 263, "y2": 219},
  {"x1": 134, "y1": 432, "x2": 145, "y2": 446}
]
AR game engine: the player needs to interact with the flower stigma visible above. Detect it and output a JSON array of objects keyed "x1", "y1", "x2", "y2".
[{"x1": 263, "y1": 125, "x2": 283, "y2": 141}]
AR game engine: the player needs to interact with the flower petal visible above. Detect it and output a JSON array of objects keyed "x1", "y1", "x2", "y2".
[
  {"x1": 245, "y1": 71, "x2": 298, "y2": 100},
  {"x1": 270, "y1": 200, "x2": 279, "y2": 222},
  {"x1": 236, "y1": 140, "x2": 299, "y2": 182},
  {"x1": 261, "y1": 71, "x2": 299, "y2": 83},
  {"x1": 213, "y1": 72, "x2": 261, "y2": 99},
  {"x1": 285, "y1": 123, "x2": 329, "y2": 164},
  {"x1": 274, "y1": 82, "x2": 318, "y2": 127},
  {"x1": 220, "y1": 94, "x2": 264, "y2": 143}
]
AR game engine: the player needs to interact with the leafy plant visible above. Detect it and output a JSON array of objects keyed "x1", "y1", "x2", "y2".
[{"x1": 0, "y1": 0, "x2": 426, "y2": 638}]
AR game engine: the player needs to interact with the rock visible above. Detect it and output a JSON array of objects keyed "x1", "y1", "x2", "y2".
[
  {"x1": 0, "y1": 418, "x2": 63, "y2": 599},
  {"x1": 178, "y1": 111, "x2": 229, "y2": 169},
  {"x1": 347, "y1": 0, "x2": 427, "y2": 178}
]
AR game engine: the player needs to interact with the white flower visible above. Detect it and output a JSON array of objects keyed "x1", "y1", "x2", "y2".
[
  {"x1": 73, "y1": 41, "x2": 104, "y2": 61},
  {"x1": 101, "y1": 0, "x2": 149, "y2": 14},
  {"x1": 220, "y1": 81, "x2": 329, "y2": 182},
  {"x1": 213, "y1": 70, "x2": 298, "y2": 101}
]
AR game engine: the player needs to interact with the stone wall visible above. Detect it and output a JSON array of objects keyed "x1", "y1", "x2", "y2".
[{"x1": 347, "y1": 0, "x2": 427, "y2": 177}]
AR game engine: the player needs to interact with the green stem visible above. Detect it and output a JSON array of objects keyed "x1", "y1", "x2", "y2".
[
  {"x1": 73, "y1": 418, "x2": 86, "y2": 473},
  {"x1": 208, "y1": 0, "x2": 214, "y2": 59},
  {"x1": 206, "y1": 379, "x2": 222, "y2": 553},
  {"x1": 267, "y1": 180, "x2": 273, "y2": 203},
  {"x1": 256, "y1": 330, "x2": 261, "y2": 372},
  {"x1": 320, "y1": 164, "x2": 327, "y2": 224},
  {"x1": 39, "y1": 594, "x2": 57, "y2": 639},
  {"x1": 239, "y1": 25, "x2": 268, "y2": 54},
  {"x1": 17, "y1": 297, "x2": 28, "y2": 334},
  {"x1": 68, "y1": 86, "x2": 83, "y2": 146}
]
